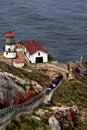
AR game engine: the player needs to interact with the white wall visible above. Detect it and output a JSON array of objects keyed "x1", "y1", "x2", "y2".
[
  {"x1": 23, "y1": 47, "x2": 48, "y2": 63},
  {"x1": 5, "y1": 45, "x2": 16, "y2": 51},
  {"x1": 3, "y1": 52, "x2": 16, "y2": 58},
  {"x1": 13, "y1": 62, "x2": 24, "y2": 68},
  {"x1": 29, "y1": 51, "x2": 48, "y2": 63}
]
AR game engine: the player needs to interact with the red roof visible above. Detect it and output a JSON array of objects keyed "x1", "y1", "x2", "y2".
[
  {"x1": 5, "y1": 31, "x2": 15, "y2": 38},
  {"x1": 13, "y1": 58, "x2": 25, "y2": 63},
  {"x1": 24, "y1": 40, "x2": 47, "y2": 55},
  {"x1": 16, "y1": 44, "x2": 23, "y2": 48}
]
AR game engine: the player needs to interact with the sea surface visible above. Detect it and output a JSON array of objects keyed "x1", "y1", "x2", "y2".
[{"x1": 0, "y1": 0, "x2": 87, "y2": 63}]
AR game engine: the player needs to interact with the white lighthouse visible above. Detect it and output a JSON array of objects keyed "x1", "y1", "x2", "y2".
[{"x1": 3, "y1": 31, "x2": 17, "y2": 58}]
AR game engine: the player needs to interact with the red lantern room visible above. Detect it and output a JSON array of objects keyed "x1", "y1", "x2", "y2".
[
  {"x1": 5, "y1": 31, "x2": 15, "y2": 45},
  {"x1": 5, "y1": 31, "x2": 15, "y2": 38}
]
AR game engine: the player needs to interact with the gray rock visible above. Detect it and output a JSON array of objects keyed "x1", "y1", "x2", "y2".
[{"x1": 49, "y1": 116, "x2": 61, "y2": 130}]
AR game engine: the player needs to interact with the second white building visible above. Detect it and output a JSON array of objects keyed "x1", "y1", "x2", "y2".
[{"x1": 24, "y1": 40, "x2": 48, "y2": 64}]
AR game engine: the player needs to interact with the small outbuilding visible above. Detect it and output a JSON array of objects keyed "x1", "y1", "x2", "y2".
[
  {"x1": 13, "y1": 58, "x2": 25, "y2": 68},
  {"x1": 24, "y1": 40, "x2": 48, "y2": 64}
]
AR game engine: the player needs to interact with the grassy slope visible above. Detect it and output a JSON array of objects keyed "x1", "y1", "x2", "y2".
[
  {"x1": 53, "y1": 79, "x2": 87, "y2": 108},
  {"x1": 53, "y1": 78, "x2": 87, "y2": 130}
]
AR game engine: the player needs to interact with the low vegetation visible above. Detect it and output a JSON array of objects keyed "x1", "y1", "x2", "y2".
[{"x1": 52, "y1": 78, "x2": 87, "y2": 130}]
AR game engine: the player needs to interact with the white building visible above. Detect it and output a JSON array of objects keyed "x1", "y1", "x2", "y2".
[
  {"x1": 13, "y1": 58, "x2": 25, "y2": 68},
  {"x1": 24, "y1": 40, "x2": 48, "y2": 63}
]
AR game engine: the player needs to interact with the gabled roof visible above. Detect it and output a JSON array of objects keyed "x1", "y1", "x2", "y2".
[{"x1": 24, "y1": 40, "x2": 47, "y2": 55}]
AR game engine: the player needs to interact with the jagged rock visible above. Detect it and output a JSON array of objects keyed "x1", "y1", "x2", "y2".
[
  {"x1": 0, "y1": 72, "x2": 25, "y2": 101},
  {"x1": 35, "y1": 109, "x2": 45, "y2": 116},
  {"x1": 0, "y1": 92, "x2": 3, "y2": 101},
  {"x1": 67, "y1": 57, "x2": 87, "y2": 79},
  {"x1": 50, "y1": 105, "x2": 79, "y2": 129},
  {"x1": 0, "y1": 70, "x2": 39, "y2": 107},
  {"x1": 31, "y1": 80, "x2": 42, "y2": 92},
  {"x1": 32, "y1": 116, "x2": 41, "y2": 121},
  {"x1": 25, "y1": 85, "x2": 31, "y2": 90},
  {"x1": 3, "y1": 71, "x2": 27, "y2": 86},
  {"x1": 67, "y1": 62, "x2": 76, "y2": 68},
  {"x1": 44, "y1": 110, "x2": 49, "y2": 113},
  {"x1": 49, "y1": 116, "x2": 61, "y2": 130},
  {"x1": 3, "y1": 72, "x2": 14, "y2": 78}
]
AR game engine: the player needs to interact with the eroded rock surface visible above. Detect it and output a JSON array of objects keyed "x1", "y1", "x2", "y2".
[{"x1": 0, "y1": 70, "x2": 42, "y2": 108}]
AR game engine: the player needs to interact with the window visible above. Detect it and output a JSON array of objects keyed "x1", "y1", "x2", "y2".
[
  {"x1": 38, "y1": 52, "x2": 40, "y2": 56},
  {"x1": 8, "y1": 48, "x2": 11, "y2": 52},
  {"x1": 6, "y1": 52, "x2": 8, "y2": 55}
]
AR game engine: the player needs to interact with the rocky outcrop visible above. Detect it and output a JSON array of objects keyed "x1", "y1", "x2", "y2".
[
  {"x1": 30, "y1": 105, "x2": 80, "y2": 130},
  {"x1": 67, "y1": 57, "x2": 87, "y2": 79},
  {"x1": 0, "y1": 72, "x2": 23, "y2": 100},
  {"x1": 49, "y1": 105, "x2": 79, "y2": 130},
  {"x1": 0, "y1": 70, "x2": 42, "y2": 108},
  {"x1": 49, "y1": 116, "x2": 61, "y2": 130}
]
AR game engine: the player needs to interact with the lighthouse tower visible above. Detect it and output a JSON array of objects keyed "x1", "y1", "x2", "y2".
[{"x1": 3, "y1": 31, "x2": 17, "y2": 58}]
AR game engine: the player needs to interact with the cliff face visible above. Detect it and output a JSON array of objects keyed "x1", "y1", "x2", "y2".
[
  {"x1": 0, "y1": 61, "x2": 49, "y2": 108},
  {"x1": 0, "y1": 72, "x2": 25, "y2": 101},
  {"x1": 0, "y1": 70, "x2": 41, "y2": 108}
]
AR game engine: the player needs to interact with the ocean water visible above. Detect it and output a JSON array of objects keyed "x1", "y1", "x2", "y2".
[{"x1": 0, "y1": 0, "x2": 87, "y2": 63}]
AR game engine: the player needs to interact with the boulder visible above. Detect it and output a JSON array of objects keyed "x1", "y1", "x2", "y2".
[{"x1": 49, "y1": 116, "x2": 61, "y2": 130}]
